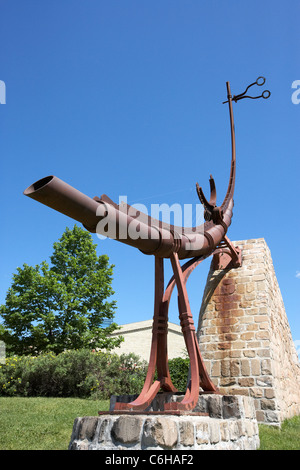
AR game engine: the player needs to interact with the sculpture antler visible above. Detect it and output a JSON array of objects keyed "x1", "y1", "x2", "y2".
[{"x1": 196, "y1": 175, "x2": 217, "y2": 220}]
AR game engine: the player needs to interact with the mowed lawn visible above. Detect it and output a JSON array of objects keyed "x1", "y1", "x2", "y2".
[
  {"x1": 0, "y1": 397, "x2": 109, "y2": 450},
  {"x1": 0, "y1": 397, "x2": 299, "y2": 450},
  {"x1": 258, "y1": 415, "x2": 300, "y2": 450}
]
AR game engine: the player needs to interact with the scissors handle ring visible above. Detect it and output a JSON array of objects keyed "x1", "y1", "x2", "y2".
[
  {"x1": 262, "y1": 90, "x2": 271, "y2": 99},
  {"x1": 256, "y1": 76, "x2": 266, "y2": 86}
]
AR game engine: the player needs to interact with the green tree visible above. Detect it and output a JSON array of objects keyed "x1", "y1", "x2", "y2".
[{"x1": 0, "y1": 225, "x2": 122, "y2": 355}]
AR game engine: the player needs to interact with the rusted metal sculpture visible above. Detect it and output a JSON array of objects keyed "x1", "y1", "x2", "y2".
[{"x1": 24, "y1": 78, "x2": 270, "y2": 412}]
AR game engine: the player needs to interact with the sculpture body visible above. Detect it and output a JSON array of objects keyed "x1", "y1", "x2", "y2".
[{"x1": 24, "y1": 79, "x2": 270, "y2": 412}]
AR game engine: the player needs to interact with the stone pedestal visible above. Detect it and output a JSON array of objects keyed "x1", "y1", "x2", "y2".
[{"x1": 69, "y1": 393, "x2": 259, "y2": 450}]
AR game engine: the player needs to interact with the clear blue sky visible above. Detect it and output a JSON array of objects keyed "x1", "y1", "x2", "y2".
[{"x1": 1, "y1": 1, "x2": 299, "y2": 349}]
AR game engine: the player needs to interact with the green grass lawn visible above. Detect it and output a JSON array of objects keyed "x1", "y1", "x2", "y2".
[
  {"x1": 258, "y1": 415, "x2": 300, "y2": 450},
  {"x1": 0, "y1": 397, "x2": 109, "y2": 450},
  {"x1": 0, "y1": 397, "x2": 299, "y2": 450}
]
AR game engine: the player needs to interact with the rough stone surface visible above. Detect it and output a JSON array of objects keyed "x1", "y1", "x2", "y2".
[
  {"x1": 111, "y1": 416, "x2": 143, "y2": 444},
  {"x1": 142, "y1": 417, "x2": 178, "y2": 448},
  {"x1": 69, "y1": 394, "x2": 259, "y2": 450},
  {"x1": 197, "y1": 238, "x2": 300, "y2": 425}
]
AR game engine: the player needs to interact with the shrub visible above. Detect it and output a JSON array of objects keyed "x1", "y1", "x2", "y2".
[
  {"x1": 0, "y1": 350, "x2": 148, "y2": 399},
  {"x1": 168, "y1": 357, "x2": 190, "y2": 391},
  {"x1": 0, "y1": 351, "x2": 189, "y2": 399}
]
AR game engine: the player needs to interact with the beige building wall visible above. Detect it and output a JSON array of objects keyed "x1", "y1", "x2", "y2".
[
  {"x1": 110, "y1": 320, "x2": 187, "y2": 361},
  {"x1": 197, "y1": 238, "x2": 300, "y2": 425}
]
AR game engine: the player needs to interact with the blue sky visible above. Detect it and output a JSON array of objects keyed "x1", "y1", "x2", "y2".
[{"x1": 1, "y1": 1, "x2": 299, "y2": 348}]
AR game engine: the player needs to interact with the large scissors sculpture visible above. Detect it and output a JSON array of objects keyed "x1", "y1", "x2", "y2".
[{"x1": 24, "y1": 78, "x2": 270, "y2": 412}]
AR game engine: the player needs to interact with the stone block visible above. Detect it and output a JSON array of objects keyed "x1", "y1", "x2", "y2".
[
  {"x1": 222, "y1": 395, "x2": 242, "y2": 419},
  {"x1": 209, "y1": 420, "x2": 220, "y2": 443},
  {"x1": 228, "y1": 420, "x2": 239, "y2": 441},
  {"x1": 264, "y1": 411, "x2": 280, "y2": 425},
  {"x1": 179, "y1": 420, "x2": 194, "y2": 447},
  {"x1": 142, "y1": 417, "x2": 178, "y2": 449},
  {"x1": 260, "y1": 399, "x2": 276, "y2": 411},
  {"x1": 243, "y1": 350, "x2": 256, "y2": 358},
  {"x1": 193, "y1": 394, "x2": 209, "y2": 414},
  {"x1": 97, "y1": 418, "x2": 111, "y2": 443},
  {"x1": 264, "y1": 388, "x2": 275, "y2": 399},
  {"x1": 77, "y1": 417, "x2": 98, "y2": 441},
  {"x1": 221, "y1": 360, "x2": 230, "y2": 377},
  {"x1": 111, "y1": 416, "x2": 143, "y2": 444},
  {"x1": 242, "y1": 396, "x2": 256, "y2": 419},
  {"x1": 230, "y1": 359, "x2": 240, "y2": 376},
  {"x1": 196, "y1": 421, "x2": 210, "y2": 445},
  {"x1": 207, "y1": 394, "x2": 223, "y2": 418},
  {"x1": 220, "y1": 421, "x2": 230, "y2": 441},
  {"x1": 256, "y1": 376, "x2": 273, "y2": 388},
  {"x1": 211, "y1": 360, "x2": 221, "y2": 376},
  {"x1": 245, "y1": 420, "x2": 255, "y2": 437},
  {"x1": 250, "y1": 387, "x2": 264, "y2": 398},
  {"x1": 241, "y1": 359, "x2": 250, "y2": 376},
  {"x1": 238, "y1": 377, "x2": 255, "y2": 387},
  {"x1": 251, "y1": 359, "x2": 261, "y2": 376},
  {"x1": 261, "y1": 359, "x2": 272, "y2": 375}
]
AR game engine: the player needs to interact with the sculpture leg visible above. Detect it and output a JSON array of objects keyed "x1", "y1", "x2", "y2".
[
  {"x1": 164, "y1": 252, "x2": 217, "y2": 411},
  {"x1": 114, "y1": 257, "x2": 176, "y2": 411},
  {"x1": 153, "y1": 257, "x2": 177, "y2": 393}
]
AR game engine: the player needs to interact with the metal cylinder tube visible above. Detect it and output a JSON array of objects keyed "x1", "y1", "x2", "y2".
[{"x1": 24, "y1": 175, "x2": 232, "y2": 259}]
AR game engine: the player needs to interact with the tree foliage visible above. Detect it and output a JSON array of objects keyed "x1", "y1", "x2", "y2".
[{"x1": 0, "y1": 226, "x2": 122, "y2": 355}]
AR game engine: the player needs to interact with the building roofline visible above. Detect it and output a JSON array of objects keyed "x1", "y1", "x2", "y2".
[{"x1": 110, "y1": 320, "x2": 183, "y2": 336}]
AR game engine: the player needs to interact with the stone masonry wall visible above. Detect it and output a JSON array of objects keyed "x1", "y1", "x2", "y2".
[{"x1": 197, "y1": 238, "x2": 300, "y2": 425}]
